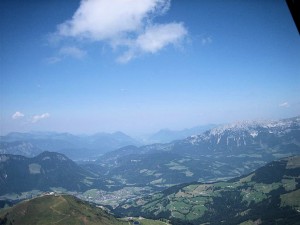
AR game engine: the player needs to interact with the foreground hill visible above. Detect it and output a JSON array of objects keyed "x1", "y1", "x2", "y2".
[
  {"x1": 0, "y1": 194, "x2": 170, "y2": 225},
  {"x1": 114, "y1": 155, "x2": 300, "y2": 225},
  {"x1": 0, "y1": 151, "x2": 106, "y2": 195},
  {"x1": 0, "y1": 194, "x2": 128, "y2": 225},
  {"x1": 93, "y1": 116, "x2": 300, "y2": 188}
]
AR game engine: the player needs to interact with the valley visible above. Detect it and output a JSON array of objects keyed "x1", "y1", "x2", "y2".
[
  {"x1": 1, "y1": 155, "x2": 299, "y2": 224},
  {"x1": 1, "y1": 116, "x2": 300, "y2": 224},
  {"x1": 85, "y1": 116, "x2": 300, "y2": 191}
]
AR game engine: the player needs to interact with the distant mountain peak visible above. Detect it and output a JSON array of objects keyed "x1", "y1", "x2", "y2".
[
  {"x1": 186, "y1": 116, "x2": 300, "y2": 147},
  {"x1": 209, "y1": 117, "x2": 299, "y2": 135}
]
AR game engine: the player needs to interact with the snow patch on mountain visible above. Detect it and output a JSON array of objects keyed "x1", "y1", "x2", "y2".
[
  {"x1": 250, "y1": 131, "x2": 258, "y2": 138},
  {"x1": 186, "y1": 116, "x2": 300, "y2": 145}
]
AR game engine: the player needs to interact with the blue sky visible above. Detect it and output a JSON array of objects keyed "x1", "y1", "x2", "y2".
[{"x1": 1, "y1": 0, "x2": 299, "y2": 136}]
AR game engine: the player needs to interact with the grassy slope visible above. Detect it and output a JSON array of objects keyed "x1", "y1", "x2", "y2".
[
  {"x1": 0, "y1": 195, "x2": 169, "y2": 225},
  {"x1": 116, "y1": 156, "x2": 300, "y2": 224},
  {"x1": 0, "y1": 195, "x2": 127, "y2": 225}
]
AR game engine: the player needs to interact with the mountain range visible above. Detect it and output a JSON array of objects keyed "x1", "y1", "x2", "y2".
[
  {"x1": 0, "y1": 124, "x2": 219, "y2": 160},
  {"x1": 145, "y1": 124, "x2": 217, "y2": 144},
  {"x1": 1, "y1": 155, "x2": 299, "y2": 225},
  {"x1": 0, "y1": 131, "x2": 140, "y2": 160},
  {"x1": 1, "y1": 116, "x2": 299, "y2": 198},
  {"x1": 0, "y1": 151, "x2": 121, "y2": 196},
  {"x1": 0, "y1": 116, "x2": 300, "y2": 224},
  {"x1": 91, "y1": 116, "x2": 300, "y2": 189}
]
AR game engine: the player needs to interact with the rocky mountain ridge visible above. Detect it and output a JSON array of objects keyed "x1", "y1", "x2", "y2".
[{"x1": 93, "y1": 116, "x2": 300, "y2": 188}]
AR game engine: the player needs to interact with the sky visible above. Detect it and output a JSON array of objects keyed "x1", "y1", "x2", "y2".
[{"x1": 0, "y1": 0, "x2": 300, "y2": 136}]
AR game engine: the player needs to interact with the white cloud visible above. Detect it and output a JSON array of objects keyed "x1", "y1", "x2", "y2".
[
  {"x1": 58, "y1": 0, "x2": 170, "y2": 40},
  {"x1": 12, "y1": 112, "x2": 24, "y2": 120},
  {"x1": 55, "y1": 0, "x2": 187, "y2": 62},
  {"x1": 201, "y1": 36, "x2": 212, "y2": 45},
  {"x1": 31, "y1": 113, "x2": 50, "y2": 123},
  {"x1": 279, "y1": 102, "x2": 290, "y2": 108},
  {"x1": 118, "y1": 23, "x2": 187, "y2": 63},
  {"x1": 59, "y1": 46, "x2": 86, "y2": 59},
  {"x1": 45, "y1": 47, "x2": 86, "y2": 64},
  {"x1": 137, "y1": 23, "x2": 187, "y2": 53},
  {"x1": 45, "y1": 56, "x2": 62, "y2": 64}
]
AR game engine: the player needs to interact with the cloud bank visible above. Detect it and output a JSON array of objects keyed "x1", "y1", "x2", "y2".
[
  {"x1": 279, "y1": 102, "x2": 290, "y2": 108},
  {"x1": 55, "y1": 0, "x2": 187, "y2": 62},
  {"x1": 59, "y1": 46, "x2": 86, "y2": 59},
  {"x1": 12, "y1": 112, "x2": 24, "y2": 120},
  {"x1": 31, "y1": 113, "x2": 50, "y2": 123}
]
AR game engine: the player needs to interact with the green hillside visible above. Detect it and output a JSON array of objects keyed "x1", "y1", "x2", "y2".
[
  {"x1": 0, "y1": 151, "x2": 110, "y2": 195},
  {"x1": 0, "y1": 194, "x2": 169, "y2": 225},
  {"x1": 115, "y1": 155, "x2": 300, "y2": 225},
  {"x1": 0, "y1": 194, "x2": 127, "y2": 225}
]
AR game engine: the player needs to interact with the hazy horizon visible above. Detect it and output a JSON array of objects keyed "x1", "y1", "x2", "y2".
[
  {"x1": 1, "y1": 0, "x2": 299, "y2": 136},
  {"x1": 1, "y1": 115, "x2": 300, "y2": 138}
]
